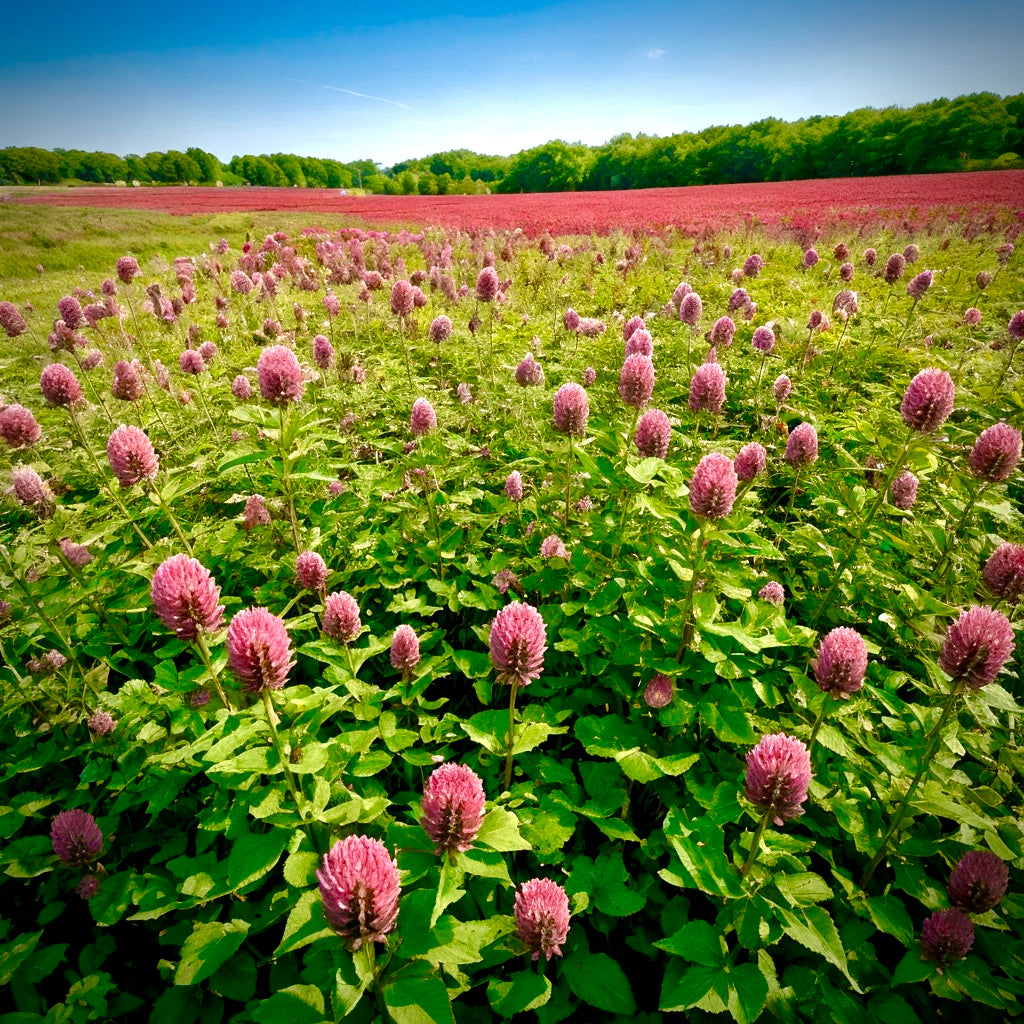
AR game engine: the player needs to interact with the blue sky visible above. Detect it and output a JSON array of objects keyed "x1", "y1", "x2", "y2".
[{"x1": 2, "y1": 0, "x2": 1021, "y2": 167}]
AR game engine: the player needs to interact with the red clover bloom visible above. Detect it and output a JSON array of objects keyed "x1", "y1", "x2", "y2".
[
  {"x1": 710, "y1": 315, "x2": 736, "y2": 349},
  {"x1": 752, "y1": 325, "x2": 776, "y2": 353},
  {"x1": 323, "y1": 591, "x2": 361, "y2": 643},
  {"x1": 883, "y1": 252, "x2": 906, "y2": 284},
  {"x1": 116, "y1": 255, "x2": 140, "y2": 284},
  {"x1": 514, "y1": 879, "x2": 570, "y2": 961},
  {"x1": 390, "y1": 280, "x2": 415, "y2": 318},
  {"x1": 553, "y1": 382, "x2": 589, "y2": 437},
  {"x1": 151, "y1": 555, "x2": 224, "y2": 640},
  {"x1": 0, "y1": 301, "x2": 28, "y2": 338},
  {"x1": 689, "y1": 452, "x2": 738, "y2": 520},
  {"x1": 920, "y1": 909, "x2": 974, "y2": 966},
  {"x1": 317, "y1": 835, "x2": 400, "y2": 950},
  {"x1": 688, "y1": 362, "x2": 727, "y2": 414},
  {"x1": 421, "y1": 762, "x2": 487, "y2": 856},
  {"x1": 257, "y1": 345, "x2": 305, "y2": 406},
  {"x1": 813, "y1": 627, "x2": 868, "y2": 698},
  {"x1": 635, "y1": 408, "x2": 671, "y2": 459},
  {"x1": 983, "y1": 543, "x2": 1024, "y2": 603},
  {"x1": 227, "y1": 607, "x2": 294, "y2": 693},
  {"x1": 773, "y1": 374, "x2": 792, "y2": 404},
  {"x1": 618, "y1": 353, "x2": 655, "y2": 409},
  {"x1": 489, "y1": 602, "x2": 547, "y2": 687},
  {"x1": 759, "y1": 581, "x2": 785, "y2": 605},
  {"x1": 410, "y1": 397, "x2": 437, "y2": 437},
  {"x1": 428, "y1": 315, "x2": 452, "y2": 343},
  {"x1": 515, "y1": 353, "x2": 545, "y2": 386},
  {"x1": 938, "y1": 606, "x2": 1014, "y2": 690},
  {"x1": 50, "y1": 809, "x2": 103, "y2": 866},
  {"x1": 907, "y1": 269, "x2": 934, "y2": 301},
  {"x1": 390, "y1": 625, "x2": 420, "y2": 673},
  {"x1": 296, "y1": 551, "x2": 328, "y2": 592},
  {"x1": 969, "y1": 423, "x2": 1021, "y2": 483},
  {"x1": 734, "y1": 442, "x2": 768, "y2": 482},
  {"x1": 106, "y1": 425, "x2": 158, "y2": 488},
  {"x1": 476, "y1": 267, "x2": 499, "y2": 302},
  {"x1": 744, "y1": 733, "x2": 812, "y2": 825},
  {"x1": 40, "y1": 363, "x2": 83, "y2": 407},
  {"x1": 948, "y1": 851, "x2": 1009, "y2": 914},
  {"x1": 643, "y1": 674, "x2": 675, "y2": 708},
  {"x1": 0, "y1": 404, "x2": 42, "y2": 448},
  {"x1": 785, "y1": 422, "x2": 819, "y2": 467},
  {"x1": 890, "y1": 470, "x2": 919, "y2": 509},
  {"x1": 505, "y1": 470, "x2": 524, "y2": 502},
  {"x1": 901, "y1": 369, "x2": 955, "y2": 433}
]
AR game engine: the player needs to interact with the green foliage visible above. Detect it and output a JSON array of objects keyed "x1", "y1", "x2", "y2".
[{"x1": 0, "y1": 203, "x2": 1022, "y2": 1024}]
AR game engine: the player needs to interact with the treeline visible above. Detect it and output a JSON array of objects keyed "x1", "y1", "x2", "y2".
[{"x1": 2, "y1": 92, "x2": 1021, "y2": 193}]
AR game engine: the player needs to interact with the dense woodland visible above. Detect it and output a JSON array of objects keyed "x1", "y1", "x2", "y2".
[{"x1": 2, "y1": 91, "x2": 1021, "y2": 194}]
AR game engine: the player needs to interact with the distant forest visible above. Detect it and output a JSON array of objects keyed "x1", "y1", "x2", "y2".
[{"x1": 2, "y1": 92, "x2": 1021, "y2": 194}]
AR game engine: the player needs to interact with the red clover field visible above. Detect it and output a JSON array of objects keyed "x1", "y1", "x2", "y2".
[{"x1": 1, "y1": 190, "x2": 1023, "y2": 1023}]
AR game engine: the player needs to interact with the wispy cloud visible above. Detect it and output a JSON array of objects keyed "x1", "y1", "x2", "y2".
[
  {"x1": 284, "y1": 77, "x2": 411, "y2": 109},
  {"x1": 646, "y1": 48, "x2": 667, "y2": 60}
]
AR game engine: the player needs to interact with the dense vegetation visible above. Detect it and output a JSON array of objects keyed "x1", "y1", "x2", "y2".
[
  {"x1": 2, "y1": 91, "x2": 1021, "y2": 195},
  {"x1": 0, "y1": 198, "x2": 1022, "y2": 1024}
]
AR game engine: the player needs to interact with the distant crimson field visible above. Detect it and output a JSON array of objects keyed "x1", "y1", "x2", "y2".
[{"x1": 12, "y1": 170, "x2": 1024, "y2": 235}]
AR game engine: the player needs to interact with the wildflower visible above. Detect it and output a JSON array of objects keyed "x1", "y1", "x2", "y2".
[
  {"x1": 76, "y1": 875, "x2": 101, "y2": 899},
  {"x1": 962, "y1": 308, "x2": 982, "y2": 327},
  {"x1": 0, "y1": 404, "x2": 42, "y2": 448},
  {"x1": 920, "y1": 909, "x2": 974, "y2": 966},
  {"x1": 728, "y1": 289, "x2": 751, "y2": 312},
  {"x1": 116, "y1": 255, "x2": 140, "y2": 284},
  {"x1": 969, "y1": 423, "x2": 1021, "y2": 483},
  {"x1": 938, "y1": 606, "x2": 1014, "y2": 690},
  {"x1": 833, "y1": 290, "x2": 858, "y2": 320},
  {"x1": 903, "y1": 243, "x2": 920, "y2": 264},
  {"x1": 428, "y1": 315, "x2": 452, "y2": 343},
  {"x1": 232, "y1": 375, "x2": 253, "y2": 401},
  {"x1": 57, "y1": 296, "x2": 84, "y2": 330},
  {"x1": 515, "y1": 354, "x2": 544, "y2": 386},
  {"x1": 111, "y1": 359, "x2": 146, "y2": 401},
  {"x1": 689, "y1": 362, "x2": 727, "y2": 414},
  {"x1": 900, "y1": 369, "x2": 955, "y2": 433},
  {"x1": 514, "y1": 879, "x2": 570, "y2": 961},
  {"x1": 457, "y1": 382, "x2": 473, "y2": 404},
  {"x1": 863, "y1": 247, "x2": 877, "y2": 267},
  {"x1": 106, "y1": 425, "x2": 158, "y2": 487},
  {"x1": 151, "y1": 555, "x2": 225, "y2": 640},
  {"x1": 39, "y1": 363, "x2": 83, "y2": 407},
  {"x1": 689, "y1": 452, "x2": 738, "y2": 520},
  {"x1": 81, "y1": 350, "x2": 103, "y2": 372},
  {"x1": 890, "y1": 470, "x2": 919, "y2": 509},
  {"x1": 703, "y1": 319, "x2": 734, "y2": 354},
  {"x1": 50, "y1": 809, "x2": 103, "y2": 866},
  {"x1": 296, "y1": 551, "x2": 328, "y2": 592},
  {"x1": 318, "y1": 835, "x2": 400, "y2": 950},
  {"x1": 839, "y1": 261, "x2": 855, "y2": 282},
  {"x1": 883, "y1": 252, "x2": 906, "y2": 284},
  {"x1": 313, "y1": 335, "x2": 335, "y2": 369},
  {"x1": 11, "y1": 464, "x2": 53, "y2": 514},
  {"x1": 643, "y1": 674, "x2": 674, "y2": 708},
  {"x1": 226, "y1": 607, "x2": 294, "y2": 693},
  {"x1": 948, "y1": 851, "x2": 1009, "y2": 914},
  {"x1": 505, "y1": 470, "x2": 524, "y2": 502},
  {"x1": 323, "y1": 591, "x2": 361, "y2": 643},
  {"x1": 634, "y1": 408, "x2": 671, "y2": 459},
  {"x1": 977, "y1": 271, "x2": 994, "y2": 291},
  {"x1": 743, "y1": 253, "x2": 764, "y2": 277},
  {"x1": 390, "y1": 280, "x2": 415, "y2": 318},
  {"x1": 27, "y1": 650, "x2": 66, "y2": 675},
  {"x1": 476, "y1": 267, "x2": 500, "y2": 302},
  {"x1": 390, "y1": 624, "x2": 420, "y2": 674},
  {"x1": 257, "y1": 345, "x2": 305, "y2": 406},
  {"x1": 983, "y1": 543, "x2": 1024, "y2": 603},
  {"x1": 552, "y1": 382, "x2": 589, "y2": 437},
  {"x1": 813, "y1": 627, "x2": 868, "y2": 698},
  {"x1": 759, "y1": 581, "x2": 785, "y2": 605},
  {"x1": 87, "y1": 711, "x2": 116, "y2": 737},
  {"x1": 58, "y1": 537, "x2": 92, "y2": 567},
  {"x1": 618, "y1": 353, "x2": 655, "y2": 409},
  {"x1": 0, "y1": 300, "x2": 28, "y2": 337},
  {"x1": 229, "y1": 269, "x2": 254, "y2": 294},
  {"x1": 410, "y1": 397, "x2": 437, "y2": 436},
  {"x1": 625, "y1": 329, "x2": 653, "y2": 358},
  {"x1": 734, "y1": 442, "x2": 768, "y2": 482},
  {"x1": 996, "y1": 242, "x2": 1015, "y2": 266},
  {"x1": 489, "y1": 602, "x2": 547, "y2": 687},
  {"x1": 540, "y1": 534, "x2": 569, "y2": 560},
  {"x1": 744, "y1": 733, "x2": 812, "y2": 825},
  {"x1": 563, "y1": 307, "x2": 580, "y2": 331},
  {"x1": 577, "y1": 317, "x2": 606, "y2": 338},
  {"x1": 581, "y1": 366, "x2": 597, "y2": 387},
  {"x1": 773, "y1": 375, "x2": 792, "y2": 404},
  {"x1": 1008, "y1": 310, "x2": 1024, "y2": 341},
  {"x1": 421, "y1": 762, "x2": 487, "y2": 856},
  {"x1": 785, "y1": 422, "x2": 819, "y2": 467},
  {"x1": 802, "y1": 248, "x2": 819, "y2": 269},
  {"x1": 679, "y1": 291, "x2": 703, "y2": 327},
  {"x1": 623, "y1": 315, "x2": 645, "y2": 342},
  {"x1": 907, "y1": 269, "x2": 934, "y2": 301},
  {"x1": 243, "y1": 494, "x2": 271, "y2": 531},
  {"x1": 752, "y1": 326, "x2": 776, "y2": 354}
]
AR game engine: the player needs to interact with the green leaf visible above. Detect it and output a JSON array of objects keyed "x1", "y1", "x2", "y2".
[
  {"x1": 771, "y1": 872, "x2": 833, "y2": 907},
  {"x1": 891, "y1": 949, "x2": 935, "y2": 987},
  {"x1": 276, "y1": 890, "x2": 332, "y2": 956},
  {"x1": 655, "y1": 920, "x2": 725, "y2": 965},
  {"x1": 660, "y1": 963, "x2": 722, "y2": 1012},
  {"x1": 431, "y1": 860, "x2": 466, "y2": 929},
  {"x1": 283, "y1": 849, "x2": 320, "y2": 888},
  {"x1": 382, "y1": 968, "x2": 455, "y2": 1024},
  {"x1": 251, "y1": 984, "x2": 326, "y2": 1024},
  {"x1": 777, "y1": 905, "x2": 860, "y2": 992},
  {"x1": 728, "y1": 962, "x2": 769, "y2": 1024},
  {"x1": 89, "y1": 870, "x2": 135, "y2": 926},
  {"x1": 228, "y1": 827, "x2": 292, "y2": 890},
  {"x1": 0, "y1": 930, "x2": 42, "y2": 986},
  {"x1": 475, "y1": 807, "x2": 532, "y2": 852},
  {"x1": 563, "y1": 951, "x2": 636, "y2": 1014},
  {"x1": 863, "y1": 895, "x2": 915, "y2": 947},
  {"x1": 174, "y1": 919, "x2": 251, "y2": 987},
  {"x1": 488, "y1": 970, "x2": 552, "y2": 1018}
]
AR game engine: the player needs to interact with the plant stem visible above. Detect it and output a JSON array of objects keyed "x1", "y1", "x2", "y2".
[
  {"x1": 676, "y1": 523, "x2": 705, "y2": 657},
  {"x1": 502, "y1": 680, "x2": 520, "y2": 792},
  {"x1": 807, "y1": 697, "x2": 831, "y2": 753},
  {"x1": 930, "y1": 480, "x2": 988, "y2": 579},
  {"x1": 149, "y1": 483, "x2": 194, "y2": 556},
  {"x1": 194, "y1": 631, "x2": 233, "y2": 710},
  {"x1": 860, "y1": 678, "x2": 963, "y2": 889},
  {"x1": 740, "y1": 807, "x2": 772, "y2": 878},
  {"x1": 278, "y1": 405, "x2": 302, "y2": 554},
  {"x1": 564, "y1": 434, "x2": 574, "y2": 524}
]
